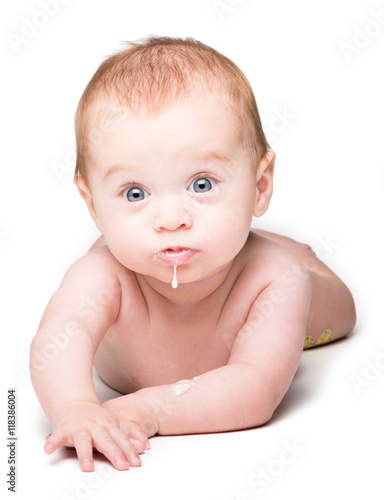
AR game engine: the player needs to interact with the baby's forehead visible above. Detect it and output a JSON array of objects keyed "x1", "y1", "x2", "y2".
[
  {"x1": 85, "y1": 97, "x2": 243, "y2": 160},
  {"x1": 83, "y1": 93, "x2": 248, "y2": 174},
  {"x1": 85, "y1": 96, "x2": 131, "y2": 130},
  {"x1": 85, "y1": 84, "x2": 235, "y2": 128}
]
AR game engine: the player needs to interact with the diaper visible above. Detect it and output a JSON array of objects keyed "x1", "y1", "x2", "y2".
[{"x1": 303, "y1": 328, "x2": 334, "y2": 350}]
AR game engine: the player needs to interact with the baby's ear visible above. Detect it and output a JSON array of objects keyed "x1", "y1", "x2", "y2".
[
  {"x1": 75, "y1": 176, "x2": 103, "y2": 232},
  {"x1": 253, "y1": 151, "x2": 275, "y2": 218}
]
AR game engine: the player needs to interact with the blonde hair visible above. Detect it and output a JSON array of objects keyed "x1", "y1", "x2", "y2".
[{"x1": 74, "y1": 36, "x2": 270, "y2": 180}]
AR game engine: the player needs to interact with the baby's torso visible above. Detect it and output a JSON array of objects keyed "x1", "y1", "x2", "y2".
[
  {"x1": 94, "y1": 277, "x2": 254, "y2": 394},
  {"x1": 94, "y1": 232, "x2": 281, "y2": 394}
]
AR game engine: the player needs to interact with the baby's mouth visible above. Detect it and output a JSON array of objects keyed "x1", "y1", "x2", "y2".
[{"x1": 154, "y1": 247, "x2": 198, "y2": 265}]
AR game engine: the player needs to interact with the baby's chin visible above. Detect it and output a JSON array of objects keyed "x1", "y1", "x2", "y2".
[
  {"x1": 108, "y1": 247, "x2": 236, "y2": 289},
  {"x1": 156, "y1": 260, "x2": 236, "y2": 288},
  {"x1": 141, "y1": 266, "x2": 200, "y2": 287}
]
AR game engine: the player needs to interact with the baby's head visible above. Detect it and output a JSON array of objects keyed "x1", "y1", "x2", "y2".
[
  {"x1": 74, "y1": 37, "x2": 275, "y2": 289},
  {"x1": 74, "y1": 36, "x2": 270, "y2": 183}
]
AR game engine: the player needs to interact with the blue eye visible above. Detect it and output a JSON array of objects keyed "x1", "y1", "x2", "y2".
[
  {"x1": 190, "y1": 177, "x2": 215, "y2": 193},
  {"x1": 123, "y1": 187, "x2": 149, "y2": 202}
]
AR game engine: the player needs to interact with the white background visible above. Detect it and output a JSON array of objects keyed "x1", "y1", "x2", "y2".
[{"x1": 1, "y1": 0, "x2": 383, "y2": 499}]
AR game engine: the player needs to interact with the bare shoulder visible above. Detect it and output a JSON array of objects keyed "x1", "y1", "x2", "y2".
[
  {"x1": 223, "y1": 232, "x2": 311, "y2": 330},
  {"x1": 37, "y1": 245, "x2": 137, "y2": 340},
  {"x1": 242, "y1": 231, "x2": 309, "y2": 282},
  {"x1": 59, "y1": 244, "x2": 136, "y2": 296}
]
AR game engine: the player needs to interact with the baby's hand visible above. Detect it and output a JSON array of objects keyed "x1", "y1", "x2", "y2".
[
  {"x1": 44, "y1": 401, "x2": 144, "y2": 472},
  {"x1": 101, "y1": 393, "x2": 159, "y2": 449}
]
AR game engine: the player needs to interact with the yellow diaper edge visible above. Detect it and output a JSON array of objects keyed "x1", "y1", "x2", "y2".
[{"x1": 303, "y1": 328, "x2": 334, "y2": 350}]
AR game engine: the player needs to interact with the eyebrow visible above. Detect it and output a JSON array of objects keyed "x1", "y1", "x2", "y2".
[
  {"x1": 103, "y1": 151, "x2": 230, "y2": 180},
  {"x1": 103, "y1": 165, "x2": 132, "y2": 180},
  {"x1": 198, "y1": 151, "x2": 231, "y2": 163}
]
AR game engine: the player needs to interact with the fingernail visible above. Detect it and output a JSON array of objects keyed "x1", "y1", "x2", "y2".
[
  {"x1": 44, "y1": 443, "x2": 53, "y2": 454},
  {"x1": 133, "y1": 457, "x2": 142, "y2": 466},
  {"x1": 117, "y1": 459, "x2": 129, "y2": 469}
]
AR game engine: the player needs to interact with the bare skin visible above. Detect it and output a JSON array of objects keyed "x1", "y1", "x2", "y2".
[
  {"x1": 30, "y1": 228, "x2": 355, "y2": 472},
  {"x1": 90, "y1": 227, "x2": 355, "y2": 395},
  {"x1": 30, "y1": 97, "x2": 356, "y2": 472},
  {"x1": 252, "y1": 229, "x2": 356, "y2": 343}
]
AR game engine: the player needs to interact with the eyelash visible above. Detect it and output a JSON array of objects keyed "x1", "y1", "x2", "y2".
[
  {"x1": 190, "y1": 173, "x2": 219, "y2": 189},
  {"x1": 117, "y1": 173, "x2": 219, "y2": 197},
  {"x1": 118, "y1": 182, "x2": 146, "y2": 196},
  {"x1": 191, "y1": 172, "x2": 218, "y2": 183}
]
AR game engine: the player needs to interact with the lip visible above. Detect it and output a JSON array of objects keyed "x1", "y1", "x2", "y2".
[{"x1": 154, "y1": 247, "x2": 198, "y2": 266}]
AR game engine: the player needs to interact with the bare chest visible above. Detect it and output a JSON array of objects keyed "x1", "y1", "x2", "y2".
[{"x1": 94, "y1": 293, "x2": 249, "y2": 394}]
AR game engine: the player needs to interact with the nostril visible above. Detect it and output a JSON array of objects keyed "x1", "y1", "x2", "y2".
[{"x1": 153, "y1": 211, "x2": 192, "y2": 232}]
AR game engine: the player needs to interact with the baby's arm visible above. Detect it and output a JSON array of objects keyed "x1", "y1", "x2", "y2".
[
  {"x1": 105, "y1": 255, "x2": 312, "y2": 435},
  {"x1": 30, "y1": 248, "x2": 153, "y2": 471}
]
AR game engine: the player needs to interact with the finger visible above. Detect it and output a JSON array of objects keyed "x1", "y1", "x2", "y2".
[
  {"x1": 93, "y1": 429, "x2": 130, "y2": 471},
  {"x1": 44, "y1": 431, "x2": 72, "y2": 454},
  {"x1": 110, "y1": 428, "x2": 142, "y2": 466},
  {"x1": 124, "y1": 426, "x2": 150, "y2": 454},
  {"x1": 73, "y1": 429, "x2": 95, "y2": 472},
  {"x1": 129, "y1": 437, "x2": 149, "y2": 454}
]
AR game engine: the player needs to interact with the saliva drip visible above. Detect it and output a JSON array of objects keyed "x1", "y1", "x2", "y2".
[{"x1": 172, "y1": 265, "x2": 178, "y2": 288}]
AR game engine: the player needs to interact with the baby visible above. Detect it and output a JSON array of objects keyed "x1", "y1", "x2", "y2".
[{"x1": 30, "y1": 37, "x2": 356, "y2": 472}]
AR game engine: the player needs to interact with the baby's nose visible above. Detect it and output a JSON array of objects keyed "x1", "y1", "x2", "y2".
[{"x1": 153, "y1": 198, "x2": 193, "y2": 232}]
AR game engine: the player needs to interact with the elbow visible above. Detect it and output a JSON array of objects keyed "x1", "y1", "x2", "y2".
[
  {"x1": 240, "y1": 404, "x2": 274, "y2": 430},
  {"x1": 231, "y1": 364, "x2": 279, "y2": 430},
  {"x1": 253, "y1": 403, "x2": 275, "y2": 428},
  {"x1": 236, "y1": 390, "x2": 276, "y2": 430}
]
